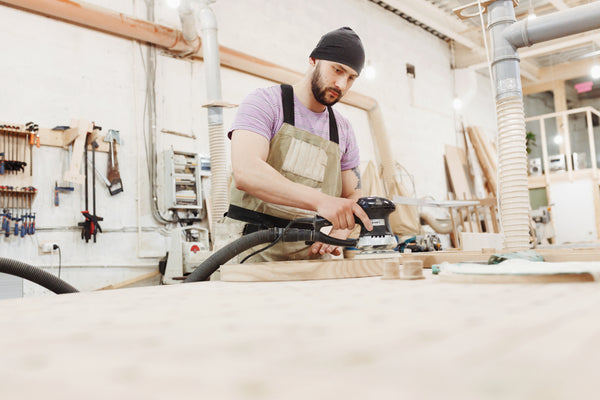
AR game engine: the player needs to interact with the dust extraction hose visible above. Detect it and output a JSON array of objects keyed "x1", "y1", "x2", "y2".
[
  {"x1": 0, "y1": 257, "x2": 79, "y2": 294},
  {"x1": 496, "y1": 96, "x2": 530, "y2": 250},
  {"x1": 184, "y1": 228, "x2": 357, "y2": 282}
]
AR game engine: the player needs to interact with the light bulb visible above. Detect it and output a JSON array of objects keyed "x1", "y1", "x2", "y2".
[
  {"x1": 554, "y1": 135, "x2": 563, "y2": 145},
  {"x1": 363, "y1": 64, "x2": 376, "y2": 80},
  {"x1": 591, "y1": 65, "x2": 600, "y2": 80},
  {"x1": 166, "y1": 0, "x2": 181, "y2": 8},
  {"x1": 453, "y1": 98, "x2": 463, "y2": 111},
  {"x1": 527, "y1": 13, "x2": 537, "y2": 20}
]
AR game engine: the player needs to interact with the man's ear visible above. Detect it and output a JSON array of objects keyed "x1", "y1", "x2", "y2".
[{"x1": 309, "y1": 57, "x2": 317, "y2": 67}]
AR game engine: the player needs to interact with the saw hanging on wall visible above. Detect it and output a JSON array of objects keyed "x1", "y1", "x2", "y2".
[{"x1": 104, "y1": 129, "x2": 123, "y2": 196}]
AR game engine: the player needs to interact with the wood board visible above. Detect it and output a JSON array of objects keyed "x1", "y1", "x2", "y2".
[
  {"x1": 444, "y1": 144, "x2": 474, "y2": 199},
  {"x1": 439, "y1": 272, "x2": 595, "y2": 284},
  {"x1": 437, "y1": 259, "x2": 600, "y2": 283},
  {"x1": 402, "y1": 247, "x2": 600, "y2": 269},
  {"x1": 220, "y1": 257, "x2": 390, "y2": 282}
]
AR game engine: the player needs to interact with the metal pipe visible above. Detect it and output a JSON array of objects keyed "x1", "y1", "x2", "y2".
[
  {"x1": 488, "y1": 1, "x2": 530, "y2": 250},
  {"x1": 178, "y1": 0, "x2": 198, "y2": 43},
  {"x1": 504, "y1": 2, "x2": 600, "y2": 48}
]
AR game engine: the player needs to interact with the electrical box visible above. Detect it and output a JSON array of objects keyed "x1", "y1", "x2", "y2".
[{"x1": 163, "y1": 149, "x2": 210, "y2": 212}]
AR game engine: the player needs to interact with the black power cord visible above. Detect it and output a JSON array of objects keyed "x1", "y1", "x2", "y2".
[
  {"x1": 240, "y1": 219, "x2": 295, "y2": 263},
  {"x1": 53, "y1": 244, "x2": 62, "y2": 279}
]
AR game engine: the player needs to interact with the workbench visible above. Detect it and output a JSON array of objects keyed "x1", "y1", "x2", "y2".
[{"x1": 1, "y1": 273, "x2": 599, "y2": 399}]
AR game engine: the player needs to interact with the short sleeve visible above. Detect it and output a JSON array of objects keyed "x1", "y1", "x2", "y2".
[{"x1": 228, "y1": 87, "x2": 279, "y2": 141}]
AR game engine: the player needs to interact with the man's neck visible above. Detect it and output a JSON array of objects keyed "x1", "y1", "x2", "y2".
[{"x1": 292, "y1": 79, "x2": 326, "y2": 113}]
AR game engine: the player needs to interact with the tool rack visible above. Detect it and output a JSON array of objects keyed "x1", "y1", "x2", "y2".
[
  {"x1": 0, "y1": 186, "x2": 38, "y2": 238},
  {"x1": 0, "y1": 124, "x2": 38, "y2": 177}
]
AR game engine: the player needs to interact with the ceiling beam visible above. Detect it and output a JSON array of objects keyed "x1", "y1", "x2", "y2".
[
  {"x1": 536, "y1": 57, "x2": 598, "y2": 83},
  {"x1": 547, "y1": 0, "x2": 569, "y2": 11},
  {"x1": 383, "y1": 0, "x2": 482, "y2": 49}
]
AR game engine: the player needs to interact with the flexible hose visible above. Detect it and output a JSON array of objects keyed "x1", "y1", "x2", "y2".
[
  {"x1": 0, "y1": 257, "x2": 79, "y2": 294},
  {"x1": 208, "y1": 123, "x2": 229, "y2": 227},
  {"x1": 184, "y1": 228, "x2": 357, "y2": 282},
  {"x1": 496, "y1": 96, "x2": 530, "y2": 250}
]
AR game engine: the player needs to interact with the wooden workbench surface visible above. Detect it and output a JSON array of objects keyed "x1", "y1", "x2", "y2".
[{"x1": 1, "y1": 273, "x2": 599, "y2": 399}]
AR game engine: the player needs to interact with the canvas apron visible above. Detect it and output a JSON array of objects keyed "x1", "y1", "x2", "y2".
[{"x1": 223, "y1": 84, "x2": 343, "y2": 263}]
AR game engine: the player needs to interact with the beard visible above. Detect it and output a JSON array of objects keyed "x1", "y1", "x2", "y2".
[{"x1": 311, "y1": 63, "x2": 342, "y2": 106}]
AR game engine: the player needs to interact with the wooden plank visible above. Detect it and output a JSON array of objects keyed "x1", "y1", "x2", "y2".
[
  {"x1": 475, "y1": 127, "x2": 497, "y2": 174},
  {"x1": 96, "y1": 271, "x2": 161, "y2": 290},
  {"x1": 220, "y1": 257, "x2": 390, "y2": 282},
  {"x1": 401, "y1": 248, "x2": 600, "y2": 269},
  {"x1": 444, "y1": 144, "x2": 474, "y2": 199},
  {"x1": 440, "y1": 272, "x2": 595, "y2": 284},
  {"x1": 62, "y1": 119, "x2": 92, "y2": 185},
  {"x1": 467, "y1": 127, "x2": 497, "y2": 196},
  {"x1": 1, "y1": 120, "x2": 112, "y2": 152}
]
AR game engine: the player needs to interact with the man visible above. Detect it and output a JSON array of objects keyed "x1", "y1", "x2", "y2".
[{"x1": 225, "y1": 27, "x2": 373, "y2": 262}]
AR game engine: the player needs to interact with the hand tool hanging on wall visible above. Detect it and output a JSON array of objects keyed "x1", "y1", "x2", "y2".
[
  {"x1": 0, "y1": 125, "x2": 28, "y2": 174},
  {"x1": 78, "y1": 132, "x2": 103, "y2": 243},
  {"x1": 54, "y1": 182, "x2": 75, "y2": 207},
  {"x1": 25, "y1": 122, "x2": 39, "y2": 176},
  {"x1": 0, "y1": 186, "x2": 37, "y2": 238},
  {"x1": 104, "y1": 129, "x2": 123, "y2": 195}
]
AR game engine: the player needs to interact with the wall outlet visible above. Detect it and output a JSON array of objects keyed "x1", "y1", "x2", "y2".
[{"x1": 39, "y1": 242, "x2": 58, "y2": 253}]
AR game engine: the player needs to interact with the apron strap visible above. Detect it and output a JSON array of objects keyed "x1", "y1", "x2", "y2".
[
  {"x1": 280, "y1": 84, "x2": 339, "y2": 145},
  {"x1": 327, "y1": 106, "x2": 339, "y2": 145},
  {"x1": 281, "y1": 84, "x2": 295, "y2": 126}
]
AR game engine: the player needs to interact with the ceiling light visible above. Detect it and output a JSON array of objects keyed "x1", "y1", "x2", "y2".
[
  {"x1": 363, "y1": 63, "x2": 376, "y2": 80},
  {"x1": 591, "y1": 65, "x2": 600, "y2": 80},
  {"x1": 528, "y1": 0, "x2": 536, "y2": 21},
  {"x1": 166, "y1": 0, "x2": 181, "y2": 8},
  {"x1": 554, "y1": 135, "x2": 563, "y2": 145},
  {"x1": 452, "y1": 98, "x2": 463, "y2": 111}
]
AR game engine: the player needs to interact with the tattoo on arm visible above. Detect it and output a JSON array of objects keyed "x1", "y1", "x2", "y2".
[{"x1": 352, "y1": 167, "x2": 362, "y2": 190}]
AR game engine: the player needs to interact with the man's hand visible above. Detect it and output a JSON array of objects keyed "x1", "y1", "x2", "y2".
[
  {"x1": 316, "y1": 196, "x2": 373, "y2": 232},
  {"x1": 310, "y1": 228, "x2": 349, "y2": 256}
]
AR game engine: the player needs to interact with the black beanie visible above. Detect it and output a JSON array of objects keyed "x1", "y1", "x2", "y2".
[{"x1": 309, "y1": 27, "x2": 365, "y2": 75}]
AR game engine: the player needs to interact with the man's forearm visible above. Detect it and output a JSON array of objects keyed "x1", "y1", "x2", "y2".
[{"x1": 233, "y1": 157, "x2": 329, "y2": 212}]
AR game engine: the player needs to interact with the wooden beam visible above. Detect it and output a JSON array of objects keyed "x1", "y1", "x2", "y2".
[
  {"x1": 220, "y1": 257, "x2": 393, "y2": 282},
  {"x1": 523, "y1": 81, "x2": 555, "y2": 95},
  {"x1": 537, "y1": 57, "x2": 597, "y2": 83}
]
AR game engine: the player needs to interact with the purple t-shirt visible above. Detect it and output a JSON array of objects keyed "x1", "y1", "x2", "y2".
[{"x1": 229, "y1": 85, "x2": 360, "y2": 171}]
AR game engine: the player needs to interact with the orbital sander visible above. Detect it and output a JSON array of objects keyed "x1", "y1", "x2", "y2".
[{"x1": 353, "y1": 196, "x2": 398, "y2": 251}]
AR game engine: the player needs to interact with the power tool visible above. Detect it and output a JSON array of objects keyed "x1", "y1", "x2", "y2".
[
  {"x1": 354, "y1": 196, "x2": 398, "y2": 251},
  {"x1": 184, "y1": 196, "x2": 398, "y2": 282}
]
